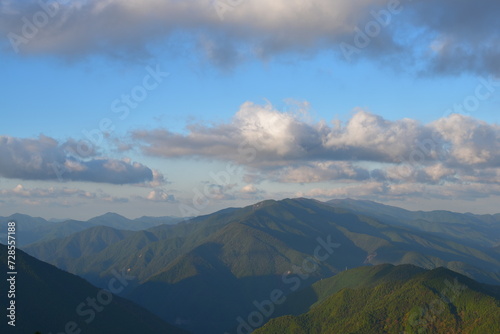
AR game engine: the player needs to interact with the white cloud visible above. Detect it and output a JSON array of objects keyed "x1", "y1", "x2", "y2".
[
  {"x1": 431, "y1": 114, "x2": 500, "y2": 166},
  {"x1": 132, "y1": 102, "x2": 500, "y2": 201},
  {"x1": 2, "y1": 0, "x2": 500, "y2": 74},
  {"x1": 133, "y1": 102, "x2": 499, "y2": 169},
  {"x1": 423, "y1": 164, "x2": 456, "y2": 182},
  {"x1": 0, "y1": 135, "x2": 160, "y2": 184},
  {"x1": 240, "y1": 184, "x2": 265, "y2": 196},
  {"x1": 145, "y1": 189, "x2": 176, "y2": 202},
  {"x1": 274, "y1": 161, "x2": 371, "y2": 184},
  {"x1": 301, "y1": 181, "x2": 500, "y2": 202},
  {"x1": 0, "y1": 184, "x2": 129, "y2": 203}
]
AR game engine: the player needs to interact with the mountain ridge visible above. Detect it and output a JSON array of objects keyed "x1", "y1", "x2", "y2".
[
  {"x1": 8, "y1": 198, "x2": 500, "y2": 333},
  {"x1": 255, "y1": 264, "x2": 500, "y2": 334},
  {"x1": 0, "y1": 243, "x2": 189, "y2": 334}
]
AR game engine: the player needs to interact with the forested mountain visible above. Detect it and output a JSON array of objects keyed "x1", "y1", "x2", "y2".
[
  {"x1": 20, "y1": 198, "x2": 500, "y2": 333},
  {"x1": 326, "y1": 198, "x2": 500, "y2": 248},
  {"x1": 255, "y1": 264, "x2": 500, "y2": 334},
  {"x1": 0, "y1": 244, "x2": 188, "y2": 334},
  {"x1": 0, "y1": 213, "x2": 182, "y2": 246}
]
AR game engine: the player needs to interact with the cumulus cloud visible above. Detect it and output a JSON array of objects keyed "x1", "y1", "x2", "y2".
[
  {"x1": 240, "y1": 184, "x2": 265, "y2": 196},
  {"x1": 1, "y1": 0, "x2": 500, "y2": 74},
  {"x1": 133, "y1": 101, "x2": 328, "y2": 167},
  {"x1": 0, "y1": 135, "x2": 158, "y2": 184},
  {"x1": 300, "y1": 181, "x2": 500, "y2": 202},
  {"x1": 431, "y1": 114, "x2": 500, "y2": 166},
  {"x1": 144, "y1": 189, "x2": 176, "y2": 202},
  {"x1": 1, "y1": 184, "x2": 94, "y2": 198},
  {"x1": 133, "y1": 102, "x2": 499, "y2": 168},
  {"x1": 272, "y1": 162, "x2": 372, "y2": 184},
  {"x1": 131, "y1": 102, "x2": 500, "y2": 200}
]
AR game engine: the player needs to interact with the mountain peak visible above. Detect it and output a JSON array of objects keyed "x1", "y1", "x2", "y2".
[
  {"x1": 5, "y1": 213, "x2": 48, "y2": 222},
  {"x1": 90, "y1": 212, "x2": 129, "y2": 220}
]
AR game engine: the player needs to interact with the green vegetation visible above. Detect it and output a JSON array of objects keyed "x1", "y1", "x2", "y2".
[
  {"x1": 12, "y1": 198, "x2": 500, "y2": 333},
  {"x1": 326, "y1": 198, "x2": 500, "y2": 248},
  {"x1": 0, "y1": 213, "x2": 182, "y2": 247},
  {"x1": 0, "y1": 244, "x2": 188, "y2": 334},
  {"x1": 255, "y1": 264, "x2": 500, "y2": 334}
]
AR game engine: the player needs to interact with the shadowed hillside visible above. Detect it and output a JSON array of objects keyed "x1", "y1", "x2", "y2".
[{"x1": 0, "y1": 244, "x2": 188, "y2": 334}]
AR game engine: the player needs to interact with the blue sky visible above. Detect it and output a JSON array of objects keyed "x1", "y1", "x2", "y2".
[{"x1": 1, "y1": 0, "x2": 500, "y2": 219}]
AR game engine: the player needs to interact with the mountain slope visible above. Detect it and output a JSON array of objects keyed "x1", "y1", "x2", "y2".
[
  {"x1": 22, "y1": 206, "x2": 245, "y2": 285},
  {"x1": 0, "y1": 213, "x2": 183, "y2": 247},
  {"x1": 326, "y1": 198, "x2": 500, "y2": 248},
  {"x1": 0, "y1": 244, "x2": 188, "y2": 334},
  {"x1": 22, "y1": 226, "x2": 134, "y2": 270},
  {"x1": 255, "y1": 264, "x2": 500, "y2": 334},
  {"x1": 124, "y1": 199, "x2": 500, "y2": 333},
  {"x1": 20, "y1": 198, "x2": 500, "y2": 333}
]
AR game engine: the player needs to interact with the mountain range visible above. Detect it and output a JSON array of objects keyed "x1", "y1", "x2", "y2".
[
  {"x1": 255, "y1": 264, "x2": 500, "y2": 334},
  {"x1": 326, "y1": 198, "x2": 500, "y2": 248},
  {"x1": 9, "y1": 198, "x2": 499, "y2": 333},
  {"x1": 0, "y1": 212, "x2": 183, "y2": 247},
  {"x1": 0, "y1": 244, "x2": 187, "y2": 334}
]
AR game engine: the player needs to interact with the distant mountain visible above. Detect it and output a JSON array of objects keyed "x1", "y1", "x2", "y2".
[
  {"x1": 326, "y1": 198, "x2": 500, "y2": 248},
  {"x1": 23, "y1": 226, "x2": 135, "y2": 270},
  {"x1": 23, "y1": 198, "x2": 500, "y2": 333},
  {"x1": 24, "y1": 207, "x2": 243, "y2": 287},
  {"x1": 134, "y1": 215, "x2": 187, "y2": 226},
  {"x1": 255, "y1": 264, "x2": 500, "y2": 334},
  {"x1": 89, "y1": 212, "x2": 183, "y2": 230},
  {"x1": 0, "y1": 212, "x2": 183, "y2": 246},
  {"x1": 0, "y1": 214, "x2": 56, "y2": 246},
  {"x1": 0, "y1": 244, "x2": 188, "y2": 334}
]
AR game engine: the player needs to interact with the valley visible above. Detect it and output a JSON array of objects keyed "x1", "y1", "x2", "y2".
[{"x1": 2, "y1": 198, "x2": 499, "y2": 333}]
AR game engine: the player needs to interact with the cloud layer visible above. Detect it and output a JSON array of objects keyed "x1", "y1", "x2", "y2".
[
  {"x1": 1, "y1": 0, "x2": 500, "y2": 74},
  {"x1": 0, "y1": 183, "x2": 129, "y2": 206},
  {"x1": 132, "y1": 102, "x2": 500, "y2": 200},
  {"x1": 0, "y1": 135, "x2": 156, "y2": 184}
]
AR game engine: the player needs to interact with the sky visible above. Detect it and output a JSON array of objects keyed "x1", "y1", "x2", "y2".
[{"x1": 1, "y1": 0, "x2": 500, "y2": 219}]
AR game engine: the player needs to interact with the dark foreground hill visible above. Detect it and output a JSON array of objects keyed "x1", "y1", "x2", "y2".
[
  {"x1": 255, "y1": 264, "x2": 500, "y2": 334},
  {"x1": 0, "y1": 244, "x2": 188, "y2": 334}
]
